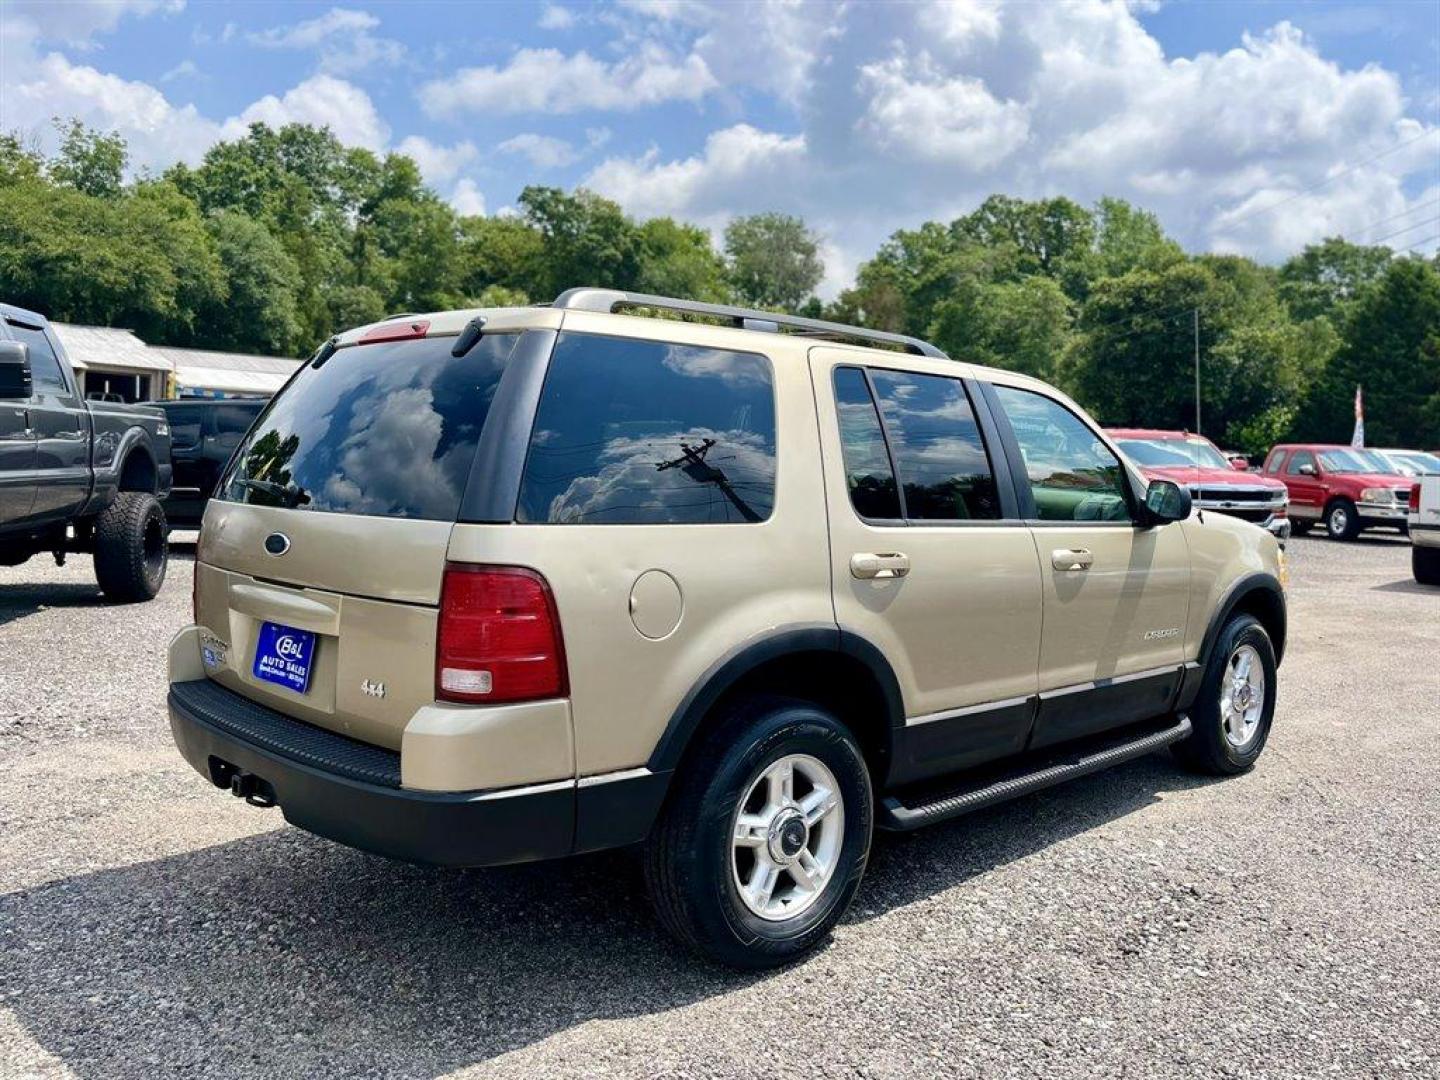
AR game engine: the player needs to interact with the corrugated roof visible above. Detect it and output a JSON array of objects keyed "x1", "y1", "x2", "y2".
[
  {"x1": 152, "y1": 346, "x2": 302, "y2": 375},
  {"x1": 171, "y1": 365, "x2": 292, "y2": 395},
  {"x1": 51, "y1": 323, "x2": 173, "y2": 373}
]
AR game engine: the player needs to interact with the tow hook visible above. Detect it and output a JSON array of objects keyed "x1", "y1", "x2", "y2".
[{"x1": 229, "y1": 771, "x2": 277, "y2": 808}]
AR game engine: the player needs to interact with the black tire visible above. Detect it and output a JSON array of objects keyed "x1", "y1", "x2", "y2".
[
  {"x1": 1414, "y1": 544, "x2": 1440, "y2": 586},
  {"x1": 1174, "y1": 614, "x2": 1277, "y2": 776},
  {"x1": 1289, "y1": 520, "x2": 1311, "y2": 537},
  {"x1": 643, "y1": 696, "x2": 873, "y2": 969},
  {"x1": 1324, "y1": 498, "x2": 1361, "y2": 540},
  {"x1": 93, "y1": 491, "x2": 168, "y2": 602}
]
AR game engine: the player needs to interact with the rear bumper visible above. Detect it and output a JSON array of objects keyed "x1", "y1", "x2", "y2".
[{"x1": 168, "y1": 675, "x2": 671, "y2": 867}]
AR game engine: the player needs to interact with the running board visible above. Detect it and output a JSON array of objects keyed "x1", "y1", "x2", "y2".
[{"x1": 879, "y1": 714, "x2": 1192, "y2": 831}]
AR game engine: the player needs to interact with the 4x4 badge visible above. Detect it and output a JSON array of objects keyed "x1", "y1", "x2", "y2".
[{"x1": 360, "y1": 679, "x2": 386, "y2": 699}]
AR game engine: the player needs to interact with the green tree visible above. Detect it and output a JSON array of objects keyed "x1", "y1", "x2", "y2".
[
  {"x1": 1090, "y1": 197, "x2": 1183, "y2": 280},
  {"x1": 0, "y1": 134, "x2": 44, "y2": 187},
  {"x1": 458, "y1": 214, "x2": 546, "y2": 299},
  {"x1": 1296, "y1": 257, "x2": 1440, "y2": 447},
  {"x1": 198, "y1": 210, "x2": 302, "y2": 353},
  {"x1": 724, "y1": 212, "x2": 823, "y2": 311},
  {"x1": 635, "y1": 217, "x2": 730, "y2": 302},
  {"x1": 928, "y1": 276, "x2": 1073, "y2": 380},
  {"x1": 48, "y1": 119, "x2": 126, "y2": 199},
  {"x1": 1278, "y1": 237, "x2": 1393, "y2": 323},
  {"x1": 519, "y1": 186, "x2": 641, "y2": 299}
]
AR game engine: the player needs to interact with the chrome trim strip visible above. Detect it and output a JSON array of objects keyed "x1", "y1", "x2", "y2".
[
  {"x1": 576, "y1": 766, "x2": 654, "y2": 788},
  {"x1": 475, "y1": 778, "x2": 575, "y2": 801},
  {"x1": 906, "y1": 695, "x2": 1032, "y2": 728},
  {"x1": 1039, "y1": 663, "x2": 1182, "y2": 700}
]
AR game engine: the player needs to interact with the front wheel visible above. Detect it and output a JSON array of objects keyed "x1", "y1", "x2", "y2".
[
  {"x1": 1174, "y1": 614, "x2": 1277, "y2": 776},
  {"x1": 93, "y1": 492, "x2": 168, "y2": 602},
  {"x1": 1325, "y1": 498, "x2": 1360, "y2": 541},
  {"x1": 644, "y1": 697, "x2": 873, "y2": 969},
  {"x1": 1415, "y1": 544, "x2": 1440, "y2": 586}
]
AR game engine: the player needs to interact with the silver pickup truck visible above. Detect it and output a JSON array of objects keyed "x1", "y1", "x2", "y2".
[{"x1": 0, "y1": 303, "x2": 173, "y2": 601}]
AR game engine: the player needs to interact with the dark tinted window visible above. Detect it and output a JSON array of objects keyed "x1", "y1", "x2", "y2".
[
  {"x1": 518, "y1": 333, "x2": 776, "y2": 524},
  {"x1": 220, "y1": 333, "x2": 516, "y2": 521},
  {"x1": 208, "y1": 402, "x2": 264, "y2": 437},
  {"x1": 993, "y1": 386, "x2": 1130, "y2": 522},
  {"x1": 7, "y1": 322, "x2": 65, "y2": 391},
  {"x1": 160, "y1": 406, "x2": 204, "y2": 449},
  {"x1": 833, "y1": 367, "x2": 901, "y2": 519},
  {"x1": 869, "y1": 369, "x2": 1000, "y2": 520}
]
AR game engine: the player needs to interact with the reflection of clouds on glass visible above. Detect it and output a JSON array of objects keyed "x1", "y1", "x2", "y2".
[
  {"x1": 315, "y1": 386, "x2": 464, "y2": 519},
  {"x1": 661, "y1": 345, "x2": 769, "y2": 388},
  {"x1": 542, "y1": 427, "x2": 774, "y2": 523}
]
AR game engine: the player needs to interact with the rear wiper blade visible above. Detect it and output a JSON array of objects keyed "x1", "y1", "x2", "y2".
[{"x1": 237, "y1": 478, "x2": 311, "y2": 508}]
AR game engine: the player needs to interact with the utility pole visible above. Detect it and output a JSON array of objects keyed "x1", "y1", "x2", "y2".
[{"x1": 1193, "y1": 307, "x2": 1201, "y2": 435}]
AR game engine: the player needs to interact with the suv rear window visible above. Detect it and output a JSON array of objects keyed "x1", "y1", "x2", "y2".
[
  {"x1": 517, "y1": 332, "x2": 776, "y2": 524},
  {"x1": 219, "y1": 333, "x2": 517, "y2": 521}
]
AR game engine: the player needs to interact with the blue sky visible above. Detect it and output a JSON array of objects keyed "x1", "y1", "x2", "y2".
[{"x1": 3, "y1": 1, "x2": 1437, "y2": 295}]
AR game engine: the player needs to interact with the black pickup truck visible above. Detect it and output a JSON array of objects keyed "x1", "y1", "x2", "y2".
[{"x1": 0, "y1": 303, "x2": 173, "y2": 601}]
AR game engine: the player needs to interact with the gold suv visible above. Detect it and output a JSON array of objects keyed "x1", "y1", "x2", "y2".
[{"x1": 168, "y1": 290, "x2": 1286, "y2": 967}]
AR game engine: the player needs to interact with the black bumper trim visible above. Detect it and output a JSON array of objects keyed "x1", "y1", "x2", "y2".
[{"x1": 169, "y1": 680, "x2": 575, "y2": 867}]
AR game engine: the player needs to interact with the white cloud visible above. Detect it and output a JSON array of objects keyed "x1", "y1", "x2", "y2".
[
  {"x1": 538, "y1": 4, "x2": 577, "y2": 30},
  {"x1": 5, "y1": 0, "x2": 184, "y2": 47},
  {"x1": 857, "y1": 50, "x2": 1029, "y2": 168},
  {"x1": 247, "y1": 6, "x2": 403, "y2": 74},
  {"x1": 395, "y1": 135, "x2": 479, "y2": 184},
  {"x1": 448, "y1": 178, "x2": 487, "y2": 216},
  {"x1": 159, "y1": 58, "x2": 198, "y2": 82},
  {"x1": 237, "y1": 74, "x2": 389, "y2": 150},
  {"x1": 418, "y1": 45, "x2": 717, "y2": 116},
  {"x1": 499, "y1": 133, "x2": 579, "y2": 169}
]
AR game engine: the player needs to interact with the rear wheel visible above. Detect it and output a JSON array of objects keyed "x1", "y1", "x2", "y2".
[
  {"x1": 1324, "y1": 498, "x2": 1360, "y2": 540},
  {"x1": 94, "y1": 492, "x2": 168, "y2": 602},
  {"x1": 1415, "y1": 545, "x2": 1440, "y2": 586},
  {"x1": 1174, "y1": 614, "x2": 1277, "y2": 776},
  {"x1": 644, "y1": 697, "x2": 873, "y2": 969}
]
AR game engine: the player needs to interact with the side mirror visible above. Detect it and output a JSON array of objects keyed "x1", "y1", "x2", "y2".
[
  {"x1": 0, "y1": 341, "x2": 32, "y2": 400},
  {"x1": 1230, "y1": 457, "x2": 1250, "y2": 471},
  {"x1": 1297, "y1": 463, "x2": 1317, "y2": 476},
  {"x1": 1144, "y1": 478, "x2": 1192, "y2": 525}
]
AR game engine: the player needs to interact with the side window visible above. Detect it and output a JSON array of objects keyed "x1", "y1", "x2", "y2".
[
  {"x1": 832, "y1": 367, "x2": 901, "y2": 520},
  {"x1": 6, "y1": 322, "x2": 66, "y2": 392},
  {"x1": 517, "y1": 333, "x2": 777, "y2": 524},
  {"x1": 167, "y1": 409, "x2": 204, "y2": 449},
  {"x1": 993, "y1": 386, "x2": 1131, "y2": 522},
  {"x1": 1286, "y1": 450, "x2": 1315, "y2": 475},
  {"x1": 208, "y1": 403, "x2": 262, "y2": 437},
  {"x1": 1265, "y1": 450, "x2": 1287, "y2": 474},
  {"x1": 869, "y1": 370, "x2": 1001, "y2": 520}
]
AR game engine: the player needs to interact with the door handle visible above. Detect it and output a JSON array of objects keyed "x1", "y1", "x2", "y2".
[
  {"x1": 851, "y1": 552, "x2": 911, "y2": 579},
  {"x1": 1051, "y1": 548, "x2": 1093, "y2": 571}
]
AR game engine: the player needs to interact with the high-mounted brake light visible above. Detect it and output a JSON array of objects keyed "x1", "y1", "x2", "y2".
[
  {"x1": 436, "y1": 564, "x2": 568, "y2": 705},
  {"x1": 358, "y1": 319, "x2": 430, "y2": 345}
]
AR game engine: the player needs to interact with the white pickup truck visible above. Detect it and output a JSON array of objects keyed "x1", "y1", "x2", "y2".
[{"x1": 1410, "y1": 475, "x2": 1440, "y2": 585}]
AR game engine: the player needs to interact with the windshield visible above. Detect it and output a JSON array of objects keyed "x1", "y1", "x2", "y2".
[
  {"x1": 219, "y1": 332, "x2": 516, "y2": 521},
  {"x1": 1385, "y1": 451, "x2": 1440, "y2": 476},
  {"x1": 1117, "y1": 437, "x2": 1229, "y2": 469},
  {"x1": 1317, "y1": 448, "x2": 1399, "y2": 475}
]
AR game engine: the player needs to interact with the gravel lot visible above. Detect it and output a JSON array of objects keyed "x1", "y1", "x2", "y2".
[{"x1": 2, "y1": 532, "x2": 1437, "y2": 1078}]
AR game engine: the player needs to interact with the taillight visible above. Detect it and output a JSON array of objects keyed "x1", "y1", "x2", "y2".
[
  {"x1": 436, "y1": 564, "x2": 568, "y2": 704},
  {"x1": 1411, "y1": 484, "x2": 1423, "y2": 511}
]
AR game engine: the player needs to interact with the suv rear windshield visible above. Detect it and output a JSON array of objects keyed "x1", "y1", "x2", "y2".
[{"x1": 219, "y1": 333, "x2": 516, "y2": 521}]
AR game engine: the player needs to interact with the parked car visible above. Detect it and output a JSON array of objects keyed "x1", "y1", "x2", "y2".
[
  {"x1": 1410, "y1": 477, "x2": 1440, "y2": 585},
  {"x1": 157, "y1": 398, "x2": 267, "y2": 529},
  {"x1": 167, "y1": 290, "x2": 1286, "y2": 967},
  {"x1": 1109, "y1": 428, "x2": 1289, "y2": 541},
  {"x1": 1263, "y1": 443, "x2": 1414, "y2": 540},
  {"x1": 1376, "y1": 448, "x2": 1440, "y2": 478},
  {"x1": 0, "y1": 303, "x2": 172, "y2": 601}
]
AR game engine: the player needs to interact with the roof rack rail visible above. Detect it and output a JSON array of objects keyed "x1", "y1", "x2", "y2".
[{"x1": 551, "y1": 288, "x2": 948, "y2": 359}]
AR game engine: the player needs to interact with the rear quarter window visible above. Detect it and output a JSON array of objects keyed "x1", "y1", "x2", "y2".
[
  {"x1": 220, "y1": 333, "x2": 517, "y2": 521},
  {"x1": 517, "y1": 333, "x2": 777, "y2": 524}
]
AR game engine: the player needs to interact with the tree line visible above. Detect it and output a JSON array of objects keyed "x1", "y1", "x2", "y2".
[{"x1": 1, "y1": 119, "x2": 1436, "y2": 452}]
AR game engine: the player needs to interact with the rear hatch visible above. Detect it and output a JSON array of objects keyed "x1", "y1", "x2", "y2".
[{"x1": 193, "y1": 325, "x2": 521, "y2": 749}]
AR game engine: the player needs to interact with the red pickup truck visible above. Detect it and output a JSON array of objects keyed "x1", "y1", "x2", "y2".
[
  {"x1": 1109, "y1": 428, "x2": 1290, "y2": 541},
  {"x1": 1262, "y1": 443, "x2": 1414, "y2": 540}
]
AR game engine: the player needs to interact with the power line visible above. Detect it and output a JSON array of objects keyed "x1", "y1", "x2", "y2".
[
  {"x1": 1215, "y1": 128, "x2": 1439, "y2": 232},
  {"x1": 1367, "y1": 214, "x2": 1440, "y2": 247},
  {"x1": 1351, "y1": 198, "x2": 1440, "y2": 243}
]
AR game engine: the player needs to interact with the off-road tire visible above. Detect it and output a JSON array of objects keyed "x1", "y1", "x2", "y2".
[
  {"x1": 1414, "y1": 544, "x2": 1440, "y2": 586},
  {"x1": 644, "y1": 696, "x2": 873, "y2": 969},
  {"x1": 94, "y1": 492, "x2": 168, "y2": 602},
  {"x1": 1174, "y1": 614, "x2": 1277, "y2": 776},
  {"x1": 1324, "y1": 498, "x2": 1361, "y2": 541}
]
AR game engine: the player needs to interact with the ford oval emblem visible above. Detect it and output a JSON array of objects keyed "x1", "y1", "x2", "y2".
[{"x1": 264, "y1": 532, "x2": 291, "y2": 556}]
